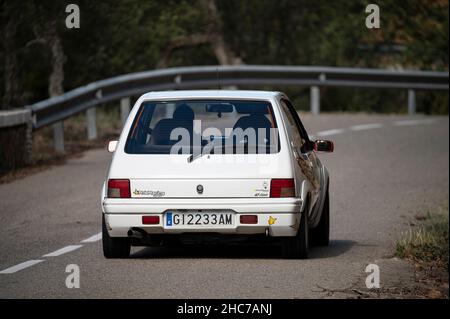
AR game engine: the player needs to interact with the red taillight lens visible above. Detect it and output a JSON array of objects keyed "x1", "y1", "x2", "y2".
[
  {"x1": 142, "y1": 216, "x2": 160, "y2": 225},
  {"x1": 107, "y1": 179, "x2": 130, "y2": 198},
  {"x1": 240, "y1": 215, "x2": 258, "y2": 224},
  {"x1": 270, "y1": 179, "x2": 295, "y2": 198}
]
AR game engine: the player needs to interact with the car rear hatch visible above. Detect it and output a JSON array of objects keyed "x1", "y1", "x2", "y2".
[{"x1": 123, "y1": 155, "x2": 275, "y2": 198}]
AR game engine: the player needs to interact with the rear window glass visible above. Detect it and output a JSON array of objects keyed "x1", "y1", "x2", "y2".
[{"x1": 125, "y1": 100, "x2": 280, "y2": 155}]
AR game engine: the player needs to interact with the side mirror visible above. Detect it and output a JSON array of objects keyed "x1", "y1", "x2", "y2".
[
  {"x1": 313, "y1": 140, "x2": 334, "y2": 152},
  {"x1": 107, "y1": 140, "x2": 118, "y2": 153}
]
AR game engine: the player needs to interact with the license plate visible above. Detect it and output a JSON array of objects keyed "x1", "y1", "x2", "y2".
[{"x1": 165, "y1": 211, "x2": 234, "y2": 228}]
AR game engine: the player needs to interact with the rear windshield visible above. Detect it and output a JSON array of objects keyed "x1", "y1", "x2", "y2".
[{"x1": 125, "y1": 100, "x2": 280, "y2": 155}]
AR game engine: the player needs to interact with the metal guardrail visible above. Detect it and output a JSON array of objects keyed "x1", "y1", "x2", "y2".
[
  {"x1": 23, "y1": 65, "x2": 449, "y2": 152},
  {"x1": 27, "y1": 65, "x2": 449, "y2": 130}
]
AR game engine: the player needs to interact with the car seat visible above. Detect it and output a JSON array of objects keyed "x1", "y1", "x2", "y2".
[{"x1": 150, "y1": 104, "x2": 195, "y2": 146}]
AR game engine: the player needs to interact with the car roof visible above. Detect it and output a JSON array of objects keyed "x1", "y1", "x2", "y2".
[{"x1": 141, "y1": 90, "x2": 283, "y2": 100}]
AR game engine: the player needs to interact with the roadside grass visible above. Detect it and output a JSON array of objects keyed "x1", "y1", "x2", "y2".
[
  {"x1": 396, "y1": 206, "x2": 449, "y2": 270},
  {"x1": 0, "y1": 104, "x2": 121, "y2": 184}
]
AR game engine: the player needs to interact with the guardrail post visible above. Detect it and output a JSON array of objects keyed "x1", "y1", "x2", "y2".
[
  {"x1": 310, "y1": 86, "x2": 320, "y2": 115},
  {"x1": 120, "y1": 98, "x2": 131, "y2": 126},
  {"x1": 408, "y1": 89, "x2": 416, "y2": 115},
  {"x1": 86, "y1": 108, "x2": 97, "y2": 140},
  {"x1": 25, "y1": 116, "x2": 33, "y2": 165},
  {"x1": 53, "y1": 122, "x2": 65, "y2": 153}
]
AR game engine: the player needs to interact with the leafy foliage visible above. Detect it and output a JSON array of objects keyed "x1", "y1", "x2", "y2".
[{"x1": 0, "y1": 0, "x2": 448, "y2": 113}]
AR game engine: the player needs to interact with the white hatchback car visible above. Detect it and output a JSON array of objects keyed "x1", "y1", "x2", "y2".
[{"x1": 101, "y1": 90, "x2": 333, "y2": 259}]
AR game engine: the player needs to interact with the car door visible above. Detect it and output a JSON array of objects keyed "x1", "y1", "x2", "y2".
[{"x1": 279, "y1": 98, "x2": 322, "y2": 218}]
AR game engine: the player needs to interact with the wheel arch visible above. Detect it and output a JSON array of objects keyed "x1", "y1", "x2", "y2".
[{"x1": 310, "y1": 167, "x2": 330, "y2": 228}]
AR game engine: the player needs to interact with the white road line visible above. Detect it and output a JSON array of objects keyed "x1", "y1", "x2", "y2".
[
  {"x1": 81, "y1": 232, "x2": 102, "y2": 243},
  {"x1": 43, "y1": 245, "x2": 83, "y2": 257},
  {"x1": 349, "y1": 123, "x2": 383, "y2": 131},
  {"x1": 316, "y1": 128, "x2": 345, "y2": 137},
  {"x1": 394, "y1": 119, "x2": 435, "y2": 126},
  {"x1": 0, "y1": 260, "x2": 44, "y2": 274}
]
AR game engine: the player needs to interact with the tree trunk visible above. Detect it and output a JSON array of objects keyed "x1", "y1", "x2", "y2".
[
  {"x1": 2, "y1": 18, "x2": 22, "y2": 109},
  {"x1": 44, "y1": 21, "x2": 65, "y2": 97},
  {"x1": 156, "y1": 34, "x2": 210, "y2": 69},
  {"x1": 37, "y1": 19, "x2": 66, "y2": 153},
  {"x1": 204, "y1": 0, "x2": 241, "y2": 66},
  {"x1": 157, "y1": 0, "x2": 242, "y2": 68}
]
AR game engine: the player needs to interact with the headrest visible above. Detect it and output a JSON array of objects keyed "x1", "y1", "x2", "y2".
[{"x1": 173, "y1": 104, "x2": 195, "y2": 121}]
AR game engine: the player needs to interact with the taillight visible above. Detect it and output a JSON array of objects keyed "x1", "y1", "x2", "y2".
[
  {"x1": 142, "y1": 216, "x2": 160, "y2": 225},
  {"x1": 240, "y1": 215, "x2": 258, "y2": 224},
  {"x1": 107, "y1": 179, "x2": 130, "y2": 198},
  {"x1": 270, "y1": 179, "x2": 295, "y2": 198}
]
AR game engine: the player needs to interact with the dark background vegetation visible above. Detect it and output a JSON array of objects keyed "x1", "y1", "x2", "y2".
[{"x1": 1, "y1": 0, "x2": 449, "y2": 114}]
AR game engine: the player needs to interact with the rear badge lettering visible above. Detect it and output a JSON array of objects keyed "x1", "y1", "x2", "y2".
[
  {"x1": 254, "y1": 181, "x2": 270, "y2": 197},
  {"x1": 253, "y1": 189, "x2": 269, "y2": 197},
  {"x1": 133, "y1": 189, "x2": 166, "y2": 197}
]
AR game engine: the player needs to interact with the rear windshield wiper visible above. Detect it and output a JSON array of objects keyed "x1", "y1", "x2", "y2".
[{"x1": 187, "y1": 138, "x2": 223, "y2": 163}]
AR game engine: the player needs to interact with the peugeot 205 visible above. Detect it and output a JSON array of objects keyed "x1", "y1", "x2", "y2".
[{"x1": 101, "y1": 90, "x2": 333, "y2": 259}]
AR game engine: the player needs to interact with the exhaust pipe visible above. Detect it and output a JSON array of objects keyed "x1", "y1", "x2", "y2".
[{"x1": 127, "y1": 228, "x2": 146, "y2": 239}]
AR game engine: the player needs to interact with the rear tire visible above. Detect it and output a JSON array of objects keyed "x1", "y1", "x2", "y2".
[
  {"x1": 310, "y1": 189, "x2": 330, "y2": 247},
  {"x1": 282, "y1": 208, "x2": 309, "y2": 259},
  {"x1": 102, "y1": 214, "x2": 131, "y2": 258}
]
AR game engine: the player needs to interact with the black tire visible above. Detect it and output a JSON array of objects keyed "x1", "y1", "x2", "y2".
[
  {"x1": 282, "y1": 207, "x2": 309, "y2": 259},
  {"x1": 102, "y1": 214, "x2": 131, "y2": 258},
  {"x1": 310, "y1": 189, "x2": 330, "y2": 247}
]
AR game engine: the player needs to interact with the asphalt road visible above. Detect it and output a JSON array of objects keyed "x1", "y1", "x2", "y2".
[{"x1": 0, "y1": 113, "x2": 448, "y2": 298}]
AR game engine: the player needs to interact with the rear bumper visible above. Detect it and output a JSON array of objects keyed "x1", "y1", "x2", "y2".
[{"x1": 102, "y1": 197, "x2": 302, "y2": 237}]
